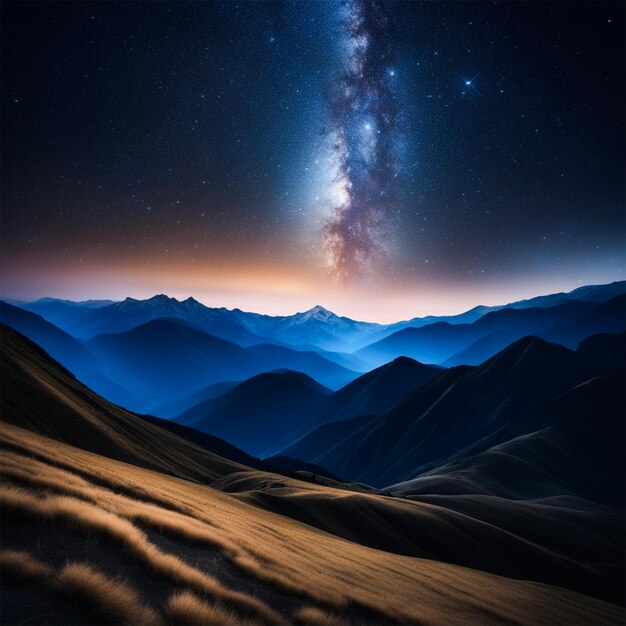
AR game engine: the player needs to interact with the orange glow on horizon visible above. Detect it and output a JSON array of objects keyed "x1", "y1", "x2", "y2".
[{"x1": 2, "y1": 250, "x2": 622, "y2": 323}]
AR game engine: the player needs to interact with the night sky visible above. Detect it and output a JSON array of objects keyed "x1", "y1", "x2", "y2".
[{"x1": 1, "y1": 1, "x2": 624, "y2": 320}]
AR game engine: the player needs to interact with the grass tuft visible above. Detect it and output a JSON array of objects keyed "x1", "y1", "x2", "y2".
[
  {"x1": 0, "y1": 485, "x2": 284, "y2": 625},
  {"x1": 292, "y1": 606, "x2": 347, "y2": 626},
  {"x1": 0, "y1": 548, "x2": 54, "y2": 581},
  {"x1": 166, "y1": 590, "x2": 260, "y2": 626},
  {"x1": 55, "y1": 562, "x2": 162, "y2": 626}
]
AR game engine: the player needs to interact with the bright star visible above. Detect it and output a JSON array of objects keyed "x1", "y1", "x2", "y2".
[{"x1": 465, "y1": 80, "x2": 472, "y2": 86}]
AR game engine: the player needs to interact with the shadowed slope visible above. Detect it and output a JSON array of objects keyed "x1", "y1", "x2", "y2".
[
  {"x1": 390, "y1": 374, "x2": 625, "y2": 503},
  {"x1": 275, "y1": 415, "x2": 375, "y2": 465},
  {"x1": 319, "y1": 337, "x2": 602, "y2": 486},
  {"x1": 0, "y1": 324, "x2": 255, "y2": 483},
  {"x1": 0, "y1": 302, "x2": 139, "y2": 409},
  {"x1": 576, "y1": 331, "x2": 626, "y2": 374},
  {"x1": 87, "y1": 319, "x2": 255, "y2": 407},
  {"x1": 317, "y1": 357, "x2": 442, "y2": 424}
]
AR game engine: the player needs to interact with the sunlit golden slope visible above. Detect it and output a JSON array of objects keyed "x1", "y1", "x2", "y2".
[{"x1": 1, "y1": 422, "x2": 623, "y2": 626}]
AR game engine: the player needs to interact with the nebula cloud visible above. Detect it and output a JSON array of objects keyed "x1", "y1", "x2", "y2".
[{"x1": 324, "y1": 0, "x2": 399, "y2": 281}]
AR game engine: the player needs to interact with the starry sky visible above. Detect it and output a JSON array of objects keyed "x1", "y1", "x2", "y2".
[{"x1": 1, "y1": 1, "x2": 624, "y2": 321}]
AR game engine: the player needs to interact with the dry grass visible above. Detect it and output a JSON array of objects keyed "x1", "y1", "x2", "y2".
[
  {"x1": 166, "y1": 590, "x2": 260, "y2": 626},
  {"x1": 0, "y1": 548, "x2": 53, "y2": 581},
  {"x1": 0, "y1": 451, "x2": 341, "y2": 607},
  {"x1": 1, "y1": 423, "x2": 624, "y2": 626},
  {"x1": 55, "y1": 562, "x2": 162, "y2": 626},
  {"x1": 0, "y1": 485, "x2": 284, "y2": 625},
  {"x1": 292, "y1": 606, "x2": 346, "y2": 626}
]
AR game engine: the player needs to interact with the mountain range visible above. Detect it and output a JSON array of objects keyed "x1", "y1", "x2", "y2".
[{"x1": 1, "y1": 313, "x2": 624, "y2": 620}]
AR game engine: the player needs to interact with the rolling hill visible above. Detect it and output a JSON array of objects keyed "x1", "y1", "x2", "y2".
[
  {"x1": 1, "y1": 323, "x2": 624, "y2": 622},
  {"x1": 318, "y1": 336, "x2": 604, "y2": 486},
  {"x1": 176, "y1": 371, "x2": 331, "y2": 458}
]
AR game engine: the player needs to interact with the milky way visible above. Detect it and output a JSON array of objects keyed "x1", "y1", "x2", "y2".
[{"x1": 324, "y1": 0, "x2": 399, "y2": 281}]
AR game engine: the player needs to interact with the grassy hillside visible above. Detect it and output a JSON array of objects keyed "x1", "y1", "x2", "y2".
[
  {"x1": 2, "y1": 423, "x2": 622, "y2": 625},
  {"x1": 1, "y1": 324, "x2": 624, "y2": 624}
]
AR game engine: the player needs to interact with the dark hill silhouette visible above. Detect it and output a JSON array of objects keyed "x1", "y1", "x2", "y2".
[
  {"x1": 245, "y1": 343, "x2": 357, "y2": 389},
  {"x1": 149, "y1": 379, "x2": 241, "y2": 418},
  {"x1": 576, "y1": 331, "x2": 625, "y2": 373},
  {"x1": 319, "y1": 337, "x2": 603, "y2": 486},
  {"x1": 441, "y1": 330, "x2": 519, "y2": 366},
  {"x1": 176, "y1": 371, "x2": 331, "y2": 457},
  {"x1": 277, "y1": 414, "x2": 376, "y2": 464},
  {"x1": 390, "y1": 374, "x2": 625, "y2": 506},
  {"x1": 317, "y1": 356, "x2": 442, "y2": 424}
]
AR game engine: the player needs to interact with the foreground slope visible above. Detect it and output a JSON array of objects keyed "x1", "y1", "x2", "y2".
[{"x1": 2, "y1": 423, "x2": 623, "y2": 625}]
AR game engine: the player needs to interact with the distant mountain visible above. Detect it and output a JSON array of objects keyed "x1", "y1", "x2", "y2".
[
  {"x1": 505, "y1": 280, "x2": 626, "y2": 308},
  {"x1": 30, "y1": 297, "x2": 116, "y2": 308},
  {"x1": 0, "y1": 302, "x2": 139, "y2": 409},
  {"x1": 21, "y1": 298, "x2": 117, "y2": 332},
  {"x1": 18, "y1": 281, "x2": 624, "y2": 354},
  {"x1": 351, "y1": 281, "x2": 626, "y2": 348},
  {"x1": 87, "y1": 319, "x2": 255, "y2": 407},
  {"x1": 357, "y1": 296, "x2": 626, "y2": 366},
  {"x1": 318, "y1": 336, "x2": 603, "y2": 487},
  {"x1": 441, "y1": 331, "x2": 519, "y2": 366},
  {"x1": 358, "y1": 305, "x2": 501, "y2": 348},
  {"x1": 87, "y1": 318, "x2": 356, "y2": 409},
  {"x1": 541, "y1": 294, "x2": 626, "y2": 348},
  {"x1": 40, "y1": 294, "x2": 267, "y2": 345},
  {"x1": 176, "y1": 371, "x2": 331, "y2": 458},
  {"x1": 245, "y1": 343, "x2": 358, "y2": 389},
  {"x1": 229, "y1": 304, "x2": 383, "y2": 351}
]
